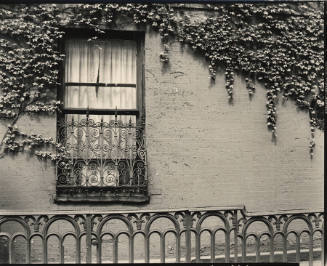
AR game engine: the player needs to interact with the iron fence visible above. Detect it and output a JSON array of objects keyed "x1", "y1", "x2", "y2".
[{"x1": 0, "y1": 207, "x2": 324, "y2": 264}]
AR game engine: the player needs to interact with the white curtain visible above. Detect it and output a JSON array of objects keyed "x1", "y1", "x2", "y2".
[{"x1": 64, "y1": 38, "x2": 137, "y2": 124}]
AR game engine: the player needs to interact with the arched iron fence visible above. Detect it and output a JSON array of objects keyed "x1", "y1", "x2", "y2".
[{"x1": 0, "y1": 207, "x2": 324, "y2": 264}]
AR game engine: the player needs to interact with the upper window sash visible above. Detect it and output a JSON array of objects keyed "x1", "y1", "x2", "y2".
[
  {"x1": 58, "y1": 30, "x2": 144, "y2": 116},
  {"x1": 64, "y1": 38, "x2": 138, "y2": 112}
]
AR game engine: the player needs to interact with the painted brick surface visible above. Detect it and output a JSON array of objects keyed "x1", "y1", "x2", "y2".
[{"x1": 0, "y1": 24, "x2": 323, "y2": 214}]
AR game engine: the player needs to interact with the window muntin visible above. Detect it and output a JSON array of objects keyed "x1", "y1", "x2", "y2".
[
  {"x1": 56, "y1": 32, "x2": 148, "y2": 203},
  {"x1": 64, "y1": 38, "x2": 137, "y2": 110}
]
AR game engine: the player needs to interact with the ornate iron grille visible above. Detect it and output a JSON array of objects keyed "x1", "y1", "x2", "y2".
[
  {"x1": 0, "y1": 207, "x2": 324, "y2": 264},
  {"x1": 55, "y1": 113, "x2": 148, "y2": 202}
]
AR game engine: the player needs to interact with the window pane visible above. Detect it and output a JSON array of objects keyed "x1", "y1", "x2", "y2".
[
  {"x1": 64, "y1": 86, "x2": 137, "y2": 109},
  {"x1": 65, "y1": 39, "x2": 137, "y2": 84}
]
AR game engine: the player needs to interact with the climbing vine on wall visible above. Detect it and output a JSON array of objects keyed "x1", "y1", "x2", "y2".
[{"x1": 0, "y1": 3, "x2": 324, "y2": 160}]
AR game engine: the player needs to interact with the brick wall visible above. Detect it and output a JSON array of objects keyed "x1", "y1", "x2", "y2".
[{"x1": 0, "y1": 11, "x2": 323, "y2": 214}]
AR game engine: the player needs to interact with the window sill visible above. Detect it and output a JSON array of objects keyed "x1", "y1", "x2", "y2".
[{"x1": 55, "y1": 186, "x2": 149, "y2": 203}]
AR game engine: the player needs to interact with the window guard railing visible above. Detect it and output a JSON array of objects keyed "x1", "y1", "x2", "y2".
[
  {"x1": 55, "y1": 113, "x2": 148, "y2": 202},
  {"x1": 0, "y1": 206, "x2": 323, "y2": 264}
]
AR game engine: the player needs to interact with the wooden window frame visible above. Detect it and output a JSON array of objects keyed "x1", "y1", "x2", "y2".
[
  {"x1": 55, "y1": 28, "x2": 148, "y2": 203},
  {"x1": 57, "y1": 28, "x2": 145, "y2": 119}
]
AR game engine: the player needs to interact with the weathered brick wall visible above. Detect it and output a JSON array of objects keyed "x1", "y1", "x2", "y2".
[{"x1": 0, "y1": 10, "x2": 323, "y2": 214}]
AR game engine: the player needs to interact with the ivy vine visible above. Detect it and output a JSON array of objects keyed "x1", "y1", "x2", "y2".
[{"x1": 0, "y1": 3, "x2": 324, "y2": 161}]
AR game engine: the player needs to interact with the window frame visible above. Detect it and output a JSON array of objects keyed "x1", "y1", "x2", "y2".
[
  {"x1": 58, "y1": 28, "x2": 145, "y2": 119},
  {"x1": 55, "y1": 28, "x2": 148, "y2": 203}
]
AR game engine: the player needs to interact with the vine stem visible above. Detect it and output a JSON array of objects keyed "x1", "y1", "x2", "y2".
[
  {"x1": 0, "y1": 96, "x2": 59, "y2": 159},
  {"x1": 0, "y1": 111, "x2": 22, "y2": 159}
]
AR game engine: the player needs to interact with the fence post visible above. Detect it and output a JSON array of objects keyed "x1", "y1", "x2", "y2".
[
  {"x1": 86, "y1": 214, "x2": 92, "y2": 264},
  {"x1": 183, "y1": 211, "x2": 192, "y2": 263},
  {"x1": 233, "y1": 210, "x2": 238, "y2": 263},
  {"x1": 321, "y1": 230, "x2": 324, "y2": 266}
]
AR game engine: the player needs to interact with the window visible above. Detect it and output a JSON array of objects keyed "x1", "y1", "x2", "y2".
[{"x1": 55, "y1": 30, "x2": 148, "y2": 203}]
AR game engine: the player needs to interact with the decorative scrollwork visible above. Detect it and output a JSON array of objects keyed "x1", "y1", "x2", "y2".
[
  {"x1": 174, "y1": 211, "x2": 185, "y2": 224},
  {"x1": 127, "y1": 213, "x2": 147, "y2": 230},
  {"x1": 181, "y1": 211, "x2": 195, "y2": 229},
  {"x1": 56, "y1": 115, "x2": 148, "y2": 200},
  {"x1": 74, "y1": 215, "x2": 87, "y2": 231},
  {"x1": 224, "y1": 210, "x2": 235, "y2": 226},
  {"x1": 24, "y1": 215, "x2": 49, "y2": 232},
  {"x1": 24, "y1": 215, "x2": 36, "y2": 230},
  {"x1": 190, "y1": 211, "x2": 200, "y2": 220},
  {"x1": 308, "y1": 213, "x2": 322, "y2": 228},
  {"x1": 90, "y1": 214, "x2": 103, "y2": 231},
  {"x1": 275, "y1": 214, "x2": 288, "y2": 231}
]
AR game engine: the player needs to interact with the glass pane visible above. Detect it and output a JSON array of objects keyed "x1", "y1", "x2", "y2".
[
  {"x1": 65, "y1": 39, "x2": 137, "y2": 84},
  {"x1": 64, "y1": 86, "x2": 137, "y2": 109}
]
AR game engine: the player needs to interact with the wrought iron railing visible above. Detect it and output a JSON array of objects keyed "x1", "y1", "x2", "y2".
[
  {"x1": 55, "y1": 114, "x2": 148, "y2": 202},
  {"x1": 0, "y1": 207, "x2": 324, "y2": 264}
]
